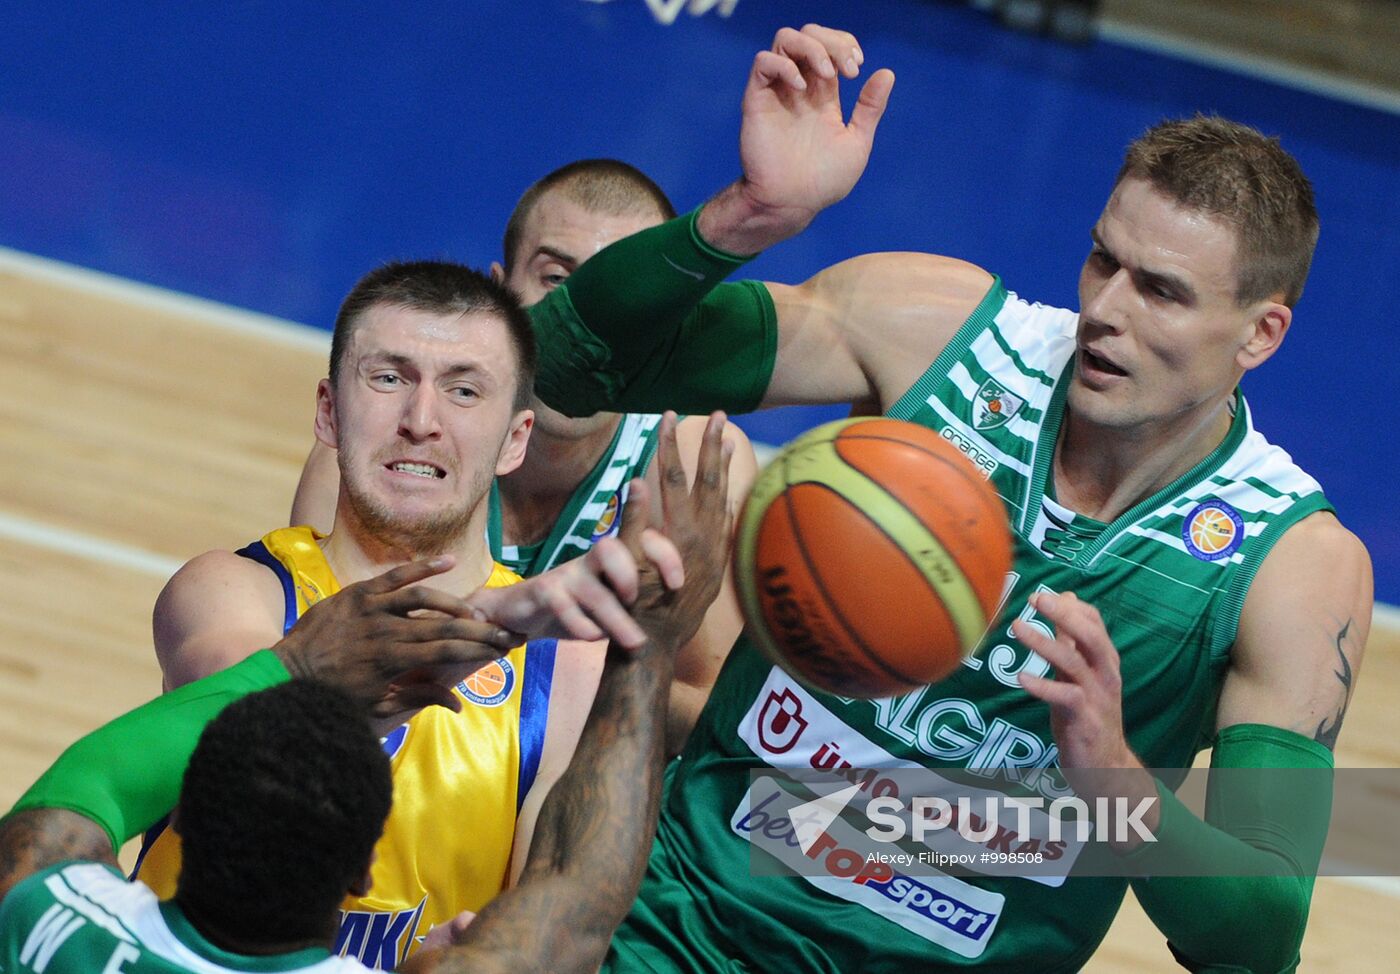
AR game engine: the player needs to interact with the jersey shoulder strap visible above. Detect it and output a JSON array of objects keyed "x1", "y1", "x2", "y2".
[{"x1": 236, "y1": 526, "x2": 338, "y2": 636}]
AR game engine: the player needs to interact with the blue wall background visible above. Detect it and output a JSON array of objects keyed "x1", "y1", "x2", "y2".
[{"x1": 2, "y1": 0, "x2": 1397, "y2": 601}]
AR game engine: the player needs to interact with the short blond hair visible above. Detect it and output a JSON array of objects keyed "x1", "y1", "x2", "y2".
[{"x1": 1118, "y1": 115, "x2": 1319, "y2": 307}]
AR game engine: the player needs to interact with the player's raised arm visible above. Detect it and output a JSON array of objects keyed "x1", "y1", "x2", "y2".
[
  {"x1": 527, "y1": 24, "x2": 891, "y2": 419},
  {"x1": 404, "y1": 414, "x2": 733, "y2": 974},
  {"x1": 696, "y1": 24, "x2": 893, "y2": 256},
  {"x1": 531, "y1": 25, "x2": 1001, "y2": 420},
  {"x1": 661, "y1": 414, "x2": 756, "y2": 753},
  {"x1": 462, "y1": 510, "x2": 684, "y2": 650},
  {"x1": 501, "y1": 413, "x2": 751, "y2": 889}
]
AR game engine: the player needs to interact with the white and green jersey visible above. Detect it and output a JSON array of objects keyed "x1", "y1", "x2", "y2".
[
  {"x1": 0, "y1": 863, "x2": 370, "y2": 974},
  {"x1": 487, "y1": 413, "x2": 663, "y2": 577},
  {"x1": 606, "y1": 279, "x2": 1331, "y2": 972}
]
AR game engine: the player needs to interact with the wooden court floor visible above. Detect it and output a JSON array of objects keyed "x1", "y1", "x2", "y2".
[{"x1": 0, "y1": 248, "x2": 1395, "y2": 971}]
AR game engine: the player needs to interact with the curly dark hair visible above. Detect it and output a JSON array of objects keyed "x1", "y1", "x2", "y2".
[{"x1": 175, "y1": 680, "x2": 391, "y2": 945}]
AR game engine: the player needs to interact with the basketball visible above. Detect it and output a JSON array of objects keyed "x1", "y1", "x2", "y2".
[{"x1": 733, "y1": 417, "x2": 1013, "y2": 699}]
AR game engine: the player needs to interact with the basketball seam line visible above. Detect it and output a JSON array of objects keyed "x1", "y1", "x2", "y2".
[
  {"x1": 781, "y1": 479, "x2": 928, "y2": 690},
  {"x1": 831, "y1": 434, "x2": 1000, "y2": 638},
  {"x1": 842, "y1": 431, "x2": 1011, "y2": 553}
]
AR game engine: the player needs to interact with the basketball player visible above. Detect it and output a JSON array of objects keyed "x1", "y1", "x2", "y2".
[
  {"x1": 291, "y1": 159, "x2": 757, "y2": 760},
  {"x1": 526, "y1": 24, "x2": 1374, "y2": 972},
  {"x1": 137, "y1": 262, "x2": 704, "y2": 966},
  {"x1": 0, "y1": 426, "x2": 733, "y2": 974}
]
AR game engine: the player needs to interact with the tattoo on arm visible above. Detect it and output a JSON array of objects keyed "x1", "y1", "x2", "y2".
[
  {"x1": 1314, "y1": 619, "x2": 1355, "y2": 750},
  {"x1": 0, "y1": 809, "x2": 117, "y2": 901}
]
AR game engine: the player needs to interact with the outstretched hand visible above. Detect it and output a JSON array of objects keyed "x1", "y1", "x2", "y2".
[
  {"x1": 621, "y1": 411, "x2": 735, "y2": 654},
  {"x1": 700, "y1": 24, "x2": 895, "y2": 255},
  {"x1": 459, "y1": 412, "x2": 732, "y2": 654},
  {"x1": 463, "y1": 505, "x2": 682, "y2": 650},
  {"x1": 273, "y1": 557, "x2": 519, "y2": 722}
]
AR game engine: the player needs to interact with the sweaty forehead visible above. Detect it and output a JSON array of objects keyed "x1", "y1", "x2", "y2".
[
  {"x1": 1097, "y1": 178, "x2": 1240, "y2": 279},
  {"x1": 350, "y1": 304, "x2": 514, "y2": 370}
]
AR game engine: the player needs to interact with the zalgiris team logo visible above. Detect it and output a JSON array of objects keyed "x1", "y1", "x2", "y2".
[{"x1": 973, "y1": 379, "x2": 1025, "y2": 431}]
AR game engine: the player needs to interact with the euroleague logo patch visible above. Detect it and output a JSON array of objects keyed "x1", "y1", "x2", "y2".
[
  {"x1": 1182, "y1": 500, "x2": 1244, "y2": 561},
  {"x1": 457, "y1": 658, "x2": 516, "y2": 707},
  {"x1": 591, "y1": 493, "x2": 622, "y2": 541}
]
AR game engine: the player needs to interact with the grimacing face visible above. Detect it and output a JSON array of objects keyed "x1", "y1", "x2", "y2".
[
  {"x1": 316, "y1": 303, "x2": 532, "y2": 553},
  {"x1": 1070, "y1": 177, "x2": 1288, "y2": 443},
  {"x1": 494, "y1": 190, "x2": 665, "y2": 440}
]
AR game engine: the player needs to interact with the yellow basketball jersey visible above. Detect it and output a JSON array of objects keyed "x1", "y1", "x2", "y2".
[{"x1": 134, "y1": 526, "x2": 556, "y2": 967}]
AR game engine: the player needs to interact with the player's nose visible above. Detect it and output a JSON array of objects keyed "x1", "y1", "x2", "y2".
[
  {"x1": 1080, "y1": 268, "x2": 1132, "y2": 333},
  {"x1": 398, "y1": 384, "x2": 444, "y2": 441}
]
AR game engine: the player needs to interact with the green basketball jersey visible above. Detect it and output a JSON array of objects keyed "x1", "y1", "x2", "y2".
[
  {"x1": 487, "y1": 413, "x2": 663, "y2": 577},
  {"x1": 606, "y1": 279, "x2": 1331, "y2": 972},
  {"x1": 0, "y1": 863, "x2": 370, "y2": 974}
]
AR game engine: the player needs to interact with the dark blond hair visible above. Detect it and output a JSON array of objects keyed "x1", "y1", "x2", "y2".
[{"x1": 1118, "y1": 115, "x2": 1319, "y2": 307}]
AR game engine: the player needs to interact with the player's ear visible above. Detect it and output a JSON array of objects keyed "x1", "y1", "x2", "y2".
[
  {"x1": 495, "y1": 409, "x2": 534, "y2": 477},
  {"x1": 490, "y1": 261, "x2": 506, "y2": 285},
  {"x1": 1238, "y1": 299, "x2": 1291, "y2": 372},
  {"x1": 314, "y1": 378, "x2": 339, "y2": 449}
]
